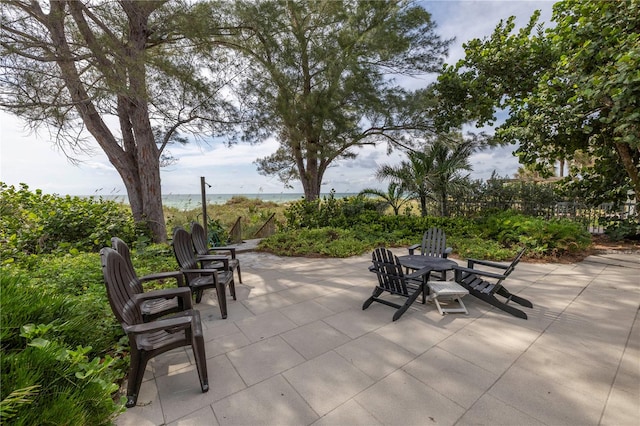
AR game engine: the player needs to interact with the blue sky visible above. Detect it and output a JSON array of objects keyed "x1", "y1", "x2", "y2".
[{"x1": 0, "y1": 1, "x2": 556, "y2": 196}]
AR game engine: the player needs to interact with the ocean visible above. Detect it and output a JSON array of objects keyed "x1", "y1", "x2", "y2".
[{"x1": 99, "y1": 193, "x2": 359, "y2": 210}]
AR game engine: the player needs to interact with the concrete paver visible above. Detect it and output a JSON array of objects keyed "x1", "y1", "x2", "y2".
[{"x1": 116, "y1": 250, "x2": 640, "y2": 426}]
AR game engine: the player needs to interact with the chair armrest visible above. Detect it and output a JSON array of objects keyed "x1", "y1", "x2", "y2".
[
  {"x1": 407, "y1": 243, "x2": 420, "y2": 255},
  {"x1": 453, "y1": 265, "x2": 507, "y2": 280},
  {"x1": 197, "y1": 255, "x2": 229, "y2": 270},
  {"x1": 139, "y1": 270, "x2": 185, "y2": 287},
  {"x1": 197, "y1": 254, "x2": 229, "y2": 261},
  {"x1": 124, "y1": 315, "x2": 193, "y2": 335},
  {"x1": 181, "y1": 268, "x2": 220, "y2": 276},
  {"x1": 443, "y1": 247, "x2": 453, "y2": 258},
  {"x1": 208, "y1": 246, "x2": 236, "y2": 258},
  {"x1": 180, "y1": 268, "x2": 221, "y2": 284},
  {"x1": 467, "y1": 258, "x2": 509, "y2": 270},
  {"x1": 133, "y1": 287, "x2": 193, "y2": 309}
]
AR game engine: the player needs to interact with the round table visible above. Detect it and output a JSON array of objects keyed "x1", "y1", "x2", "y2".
[
  {"x1": 397, "y1": 255, "x2": 457, "y2": 273},
  {"x1": 397, "y1": 255, "x2": 458, "y2": 303}
]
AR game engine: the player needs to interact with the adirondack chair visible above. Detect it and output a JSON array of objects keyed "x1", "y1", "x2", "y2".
[
  {"x1": 407, "y1": 227, "x2": 453, "y2": 279},
  {"x1": 100, "y1": 248, "x2": 208, "y2": 408},
  {"x1": 172, "y1": 227, "x2": 236, "y2": 318},
  {"x1": 111, "y1": 237, "x2": 186, "y2": 322},
  {"x1": 453, "y1": 248, "x2": 533, "y2": 319},
  {"x1": 363, "y1": 247, "x2": 432, "y2": 321},
  {"x1": 190, "y1": 221, "x2": 242, "y2": 283}
]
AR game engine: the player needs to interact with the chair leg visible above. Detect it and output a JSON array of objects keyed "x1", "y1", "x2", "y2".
[
  {"x1": 191, "y1": 319, "x2": 209, "y2": 393},
  {"x1": 215, "y1": 281, "x2": 228, "y2": 319},
  {"x1": 496, "y1": 287, "x2": 533, "y2": 308},
  {"x1": 392, "y1": 288, "x2": 422, "y2": 321},
  {"x1": 236, "y1": 265, "x2": 242, "y2": 283},
  {"x1": 479, "y1": 292, "x2": 528, "y2": 319},
  {"x1": 126, "y1": 348, "x2": 148, "y2": 408},
  {"x1": 195, "y1": 289, "x2": 204, "y2": 304},
  {"x1": 229, "y1": 278, "x2": 236, "y2": 300},
  {"x1": 362, "y1": 287, "x2": 384, "y2": 310}
]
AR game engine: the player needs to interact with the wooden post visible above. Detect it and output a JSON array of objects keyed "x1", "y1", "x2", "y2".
[{"x1": 201, "y1": 177, "x2": 207, "y2": 233}]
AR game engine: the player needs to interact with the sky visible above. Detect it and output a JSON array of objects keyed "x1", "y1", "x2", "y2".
[{"x1": 0, "y1": 1, "x2": 556, "y2": 197}]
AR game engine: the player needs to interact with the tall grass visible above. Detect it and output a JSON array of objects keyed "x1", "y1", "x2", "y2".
[{"x1": 164, "y1": 196, "x2": 289, "y2": 241}]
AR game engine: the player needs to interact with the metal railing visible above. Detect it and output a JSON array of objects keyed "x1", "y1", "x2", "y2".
[{"x1": 446, "y1": 200, "x2": 637, "y2": 234}]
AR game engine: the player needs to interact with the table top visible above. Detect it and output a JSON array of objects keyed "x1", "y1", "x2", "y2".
[{"x1": 397, "y1": 255, "x2": 458, "y2": 272}]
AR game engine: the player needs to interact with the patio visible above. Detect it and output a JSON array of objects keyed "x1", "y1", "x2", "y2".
[{"x1": 116, "y1": 248, "x2": 639, "y2": 426}]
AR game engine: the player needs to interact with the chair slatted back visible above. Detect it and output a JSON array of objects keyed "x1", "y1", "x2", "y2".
[
  {"x1": 100, "y1": 248, "x2": 143, "y2": 327},
  {"x1": 420, "y1": 227, "x2": 448, "y2": 257},
  {"x1": 190, "y1": 222, "x2": 209, "y2": 256},
  {"x1": 172, "y1": 228, "x2": 199, "y2": 270},
  {"x1": 111, "y1": 237, "x2": 144, "y2": 294},
  {"x1": 505, "y1": 248, "x2": 526, "y2": 275},
  {"x1": 464, "y1": 247, "x2": 527, "y2": 292},
  {"x1": 371, "y1": 248, "x2": 409, "y2": 296}
]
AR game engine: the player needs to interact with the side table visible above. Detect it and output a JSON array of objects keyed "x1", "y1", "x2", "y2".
[{"x1": 426, "y1": 281, "x2": 469, "y2": 315}]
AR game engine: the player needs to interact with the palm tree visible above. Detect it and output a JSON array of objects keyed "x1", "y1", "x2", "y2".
[
  {"x1": 425, "y1": 136, "x2": 474, "y2": 217},
  {"x1": 376, "y1": 151, "x2": 433, "y2": 216},
  {"x1": 359, "y1": 182, "x2": 412, "y2": 215},
  {"x1": 376, "y1": 132, "x2": 476, "y2": 217}
]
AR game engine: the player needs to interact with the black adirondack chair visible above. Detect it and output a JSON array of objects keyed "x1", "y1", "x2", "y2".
[
  {"x1": 172, "y1": 227, "x2": 236, "y2": 318},
  {"x1": 100, "y1": 248, "x2": 208, "y2": 408},
  {"x1": 111, "y1": 237, "x2": 186, "y2": 322},
  {"x1": 408, "y1": 227, "x2": 452, "y2": 257},
  {"x1": 363, "y1": 247, "x2": 432, "y2": 321},
  {"x1": 453, "y1": 248, "x2": 533, "y2": 319},
  {"x1": 190, "y1": 221, "x2": 242, "y2": 283},
  {"x1": 407, "y1": 227, "x2": 453, "y2": 279}
]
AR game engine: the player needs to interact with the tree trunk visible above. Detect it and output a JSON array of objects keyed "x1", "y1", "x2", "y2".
[
  {"x1": 419, "y1": 195, "x2": 428, "y2": 217},
  {"x1": 122, "y1": 2, "x2": 166, "y2": 242},
  {"x1": 614, "y1": 141, "x2": 640, "y2": 205},
  {"x1": 441, "y1": 190, "x2": 449, "y2": 217},
  {"x1": 52, "y1": 2, "x2": 167, "y2": 242}
]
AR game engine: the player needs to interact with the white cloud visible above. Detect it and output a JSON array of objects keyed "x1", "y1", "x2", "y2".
[{"x1": 0, "y1": 1, "x2": 556, "y2": 196}]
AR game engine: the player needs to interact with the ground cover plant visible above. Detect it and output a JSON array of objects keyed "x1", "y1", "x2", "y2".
[{"x1": 261, "y1": 194, "x2": 594, "y2": 260}]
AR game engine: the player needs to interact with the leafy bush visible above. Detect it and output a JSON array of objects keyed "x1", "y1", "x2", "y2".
[
  {"x1": 604, "y1": 216, "x2": 640, "y2": 241},
  {"x1": 0, "y1": 273, "x2": 125, "y2": 425},
  {"x1": 476, "y1": 210, "x2": 592, "y2": 256},
  {"x1": 267, "y1": 202, "x2": 594, "y2": 259},
  {"x1": 283, "y1": 191, "x2": 378, "y2": 230},
  {"x1": 259, "y1": 228, "x2": 370, "y2": 257},
  {"x1": 448, "y1": 236, "x2": 518, "y2": 261},
  {"x1": 0, "y1": 183, "x2": 147, "y2": 262}
]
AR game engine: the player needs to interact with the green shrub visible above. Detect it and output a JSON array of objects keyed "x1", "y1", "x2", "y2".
[
  {"x1": 259, "y1": 228, "x2": 370, "y2": 257},
  {"x1": 271, "y1": 202, "x2": 594, "y2": 259},
  {"x1": 476, "y1": 210, "x2": 592, "y2": 256},
  {"x1": 604, "y1": 216, "x2": 640, "y2": 241},
  {"x1": 0, "y1": 183, "x2": 147, "y2": 262},
  {"x1": 0, "y1": 273, "x2": 125, "y2": 425},
  {"x1": 283, "y1": 191, "x2": 378, "y2": 230},
  {"x1": 448, "y1": 236, "x2": 518, "y2": 261}
]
